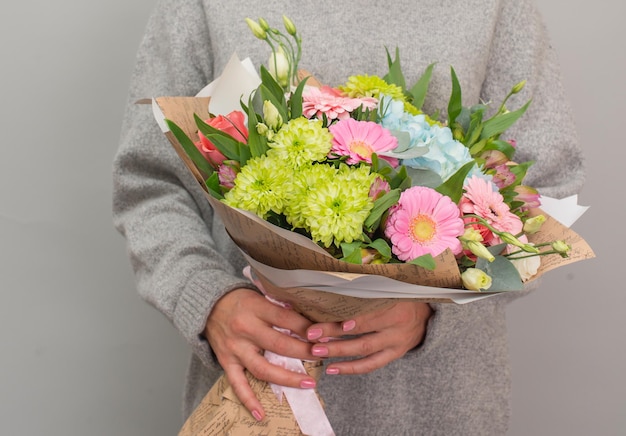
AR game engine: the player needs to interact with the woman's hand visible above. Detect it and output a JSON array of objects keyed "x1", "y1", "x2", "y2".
[
  {"x1": 305, "y1": 301, "x2": 433, "y2": 375},
  {"x1": 204, "y1": 288, "x2": 317, "y2": 421}
]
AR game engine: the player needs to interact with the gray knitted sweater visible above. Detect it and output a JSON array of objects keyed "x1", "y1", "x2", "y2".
[{"x1": 113, "y1": 0, "x2": 585, "y2": 434}]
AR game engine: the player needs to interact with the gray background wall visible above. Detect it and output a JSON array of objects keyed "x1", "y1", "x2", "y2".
[{"x1": 0, "y1": 1, "x2": 622, "y2": 435}]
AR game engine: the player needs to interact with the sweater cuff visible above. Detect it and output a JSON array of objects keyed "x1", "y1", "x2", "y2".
[{"x1": 173, "y1": 270, "x2": 256, "y2": 371}]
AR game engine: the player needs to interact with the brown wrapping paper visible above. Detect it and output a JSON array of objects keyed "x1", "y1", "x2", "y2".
[{"x1": 147, "y1": 96, "x2": 595, "y2": 435}]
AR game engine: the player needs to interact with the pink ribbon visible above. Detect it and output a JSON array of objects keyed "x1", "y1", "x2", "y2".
[{"x1": 243, "y1": 266, "x2": 335, "y2": 436}]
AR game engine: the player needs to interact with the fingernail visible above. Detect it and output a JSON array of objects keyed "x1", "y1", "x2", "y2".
[
  {"x1": 311, "y1": 345, "x2": 328, "y2": 357},
  {"x1": 342, "y1": 320, "x2": 356, "y2": 332},
  {"x1": 252, "y1": 410, "x2": 263, "y2": 421},
  {"x1": 307, "y1": 328, "x2": 323, "y2": 340},
  {"x1": 326, "y1": 367, "x2": 340, "y2": 375},
  {"x1": 319, "y1": 337, "x2": 331, "y2": 343},
  {"x1": 300, "y1": 379, "x2": 316, "y2": 389}
]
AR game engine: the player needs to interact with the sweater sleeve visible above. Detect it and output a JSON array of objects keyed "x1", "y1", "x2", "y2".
[
  {"x1": 481, "y1": 0, "x2": 586, "y2": 199},
  {"x1": 112, "y1": 0, "x2": 253, "y2": 370},
  {"x1": 421, "y1": 0, "x2": 586, "y2": 352}
]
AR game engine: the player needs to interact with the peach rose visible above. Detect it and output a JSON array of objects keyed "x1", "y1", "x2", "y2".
[{"x1": 196, "y1": 110, "x2": 248, "y2": 167}]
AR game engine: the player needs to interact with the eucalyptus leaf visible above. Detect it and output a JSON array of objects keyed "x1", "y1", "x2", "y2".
[
  {"x1": 476, "y1": 255, "x2": 523, "y2": 291},
  {"x1": 404, "y1": 166, "x2": 443, "y2": 189},
  {"x1": 379, "y1": 145, "x2": 429, "y2": 160},
  {"x1": 388, "y1": 130, "x2": 412, "y2": 152}
]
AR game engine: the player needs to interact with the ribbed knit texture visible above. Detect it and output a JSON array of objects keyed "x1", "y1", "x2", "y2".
[{"x1": 113, "y1": 1, "x2": 585, "y2": 434}]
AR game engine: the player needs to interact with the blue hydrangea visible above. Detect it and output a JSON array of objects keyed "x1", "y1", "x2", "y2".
[{"x1": 378, "y1": 95, "x2": 486, "y2": 183}]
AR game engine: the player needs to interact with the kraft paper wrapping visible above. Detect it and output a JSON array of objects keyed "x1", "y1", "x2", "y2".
[{"x1": 148, "y1": 96, "x2": 595, "y2": 436}]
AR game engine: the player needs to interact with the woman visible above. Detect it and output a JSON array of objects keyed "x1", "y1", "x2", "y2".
[{"x1": 113, "y1": 0, "x2": 585, "y2": 433}]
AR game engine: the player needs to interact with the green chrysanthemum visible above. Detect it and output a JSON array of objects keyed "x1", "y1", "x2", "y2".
[
  {"x1": 283, "y1": 163, "x2": 334, "y2": 230},
  {"x1": 339, "y1": 75, "x2": 405, "y2": 101},
  {"x1": 223, "y1": 154, "x2": 289, "y2": 218},
  {"x1": 301, "y1": 164, "x2": 376, "y2": 248},
  {"x1": 341, "y1": 75, "x2": 440, "y2": 125},
  {"x1": 267, "y1": 117, "x2": 332, "y2": 169}
]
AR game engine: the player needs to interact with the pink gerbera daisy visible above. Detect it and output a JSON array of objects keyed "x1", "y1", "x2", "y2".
[
  {"x1": 302, "y1": 85, "x2": 377, "y2": 121},
  {"x1": 384, "y1": 186, "x2": 464, "y2": 261},
  {"x1": 329, "y1": 118, "x2": 399, "y2": 166},
  {"x1": 459, "y1": 176, "x2": 523, "y2": 245}
]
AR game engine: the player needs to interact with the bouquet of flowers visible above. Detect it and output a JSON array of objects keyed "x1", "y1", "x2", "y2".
[{"x1": 150, "y1": 15, "x2": 593, "y2": 436}]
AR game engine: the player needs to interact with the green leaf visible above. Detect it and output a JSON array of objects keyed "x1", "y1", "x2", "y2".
[
  {"x1": 340, "y1": 242, "x2": 364, "y2": 264},
  {"x1": 469, "y1": 138, "x2": 488, "y2": 156},
  {"x1": 408, "y1": 254, "x2": 436, "y2": 270},
  {"x1": 389, "y1": 164, "x2": 411, "y2": 190},
  {"x1": 259, "y1": 65, "x2": 287, "y2": 107},
  {"x1": 364, "y1": 189, "x2": 401, "y2": 231},
  {"x1": 205, "y1": 173, "x2": 224, "y2": 199},
  {"x1": 482, "y1": 139, "x2": 516, "y2": 160},
  {"x1": 289, "y1": 76, "x2": 309, "y2": 119},
  {"x1": 259, "y1": 84, "x2": 289, "y2": 123},
  {"x1": 435, "y1": 161, "x2": 475, "y2": 203},
  {"x1": 165, "y1": 119, "x2": 214, "y2": 177},
  {"x1": 245, "y1": 95, "x2": 268, "y2": 158},
  {"x1": 480, "y1": 99, "x2": 532, "y2": 139},
  {"x1": 409, "y1": 63, "x2": 436, "y2": 110},
  {"x1": 383, "y1": 47, "x2": 406, "y2": 90},
  {"x1": 447, "y1": 67, "x2": 463, "y2": 126},
  {"x1": 194, "y1": 114, "x2": 244, "y2": 161},
  {"x1": 368, "y1": 238, "x2": 392, "y2": 260}
]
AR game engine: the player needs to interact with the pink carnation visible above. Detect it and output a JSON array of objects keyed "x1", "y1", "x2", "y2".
[
  {"x1": 329, "y1": 118, "x2": 399, "y2": 167},
  {"x1": 384, "y1": 186, "x2": 464, "y2": 261},
  {"x1": 302, "y1": 85, "x2": 377, "y2": 121}
]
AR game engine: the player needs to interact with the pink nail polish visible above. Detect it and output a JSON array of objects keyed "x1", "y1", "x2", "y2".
[
  {"x1": 326, "y1": 367, "x2": 340, "y2": 375},
  {"x1": 312, "y1": 346, "x2": 328, "y2": 357},
  {"x1": 300, "y1": 379, "x2": 316, "y2": 389},
  {"x1": 307, "y1": 328, "x2": 323, "y2": 340},
  {"x1": 319, "y1": 337, "x2": 331, "y2": 343},
  {"x1": 252, "y1": 410, "x2": 263, "y2": 421},
  {"x1": 342, "y1": 320, "x2": 356, "y2": 332}
]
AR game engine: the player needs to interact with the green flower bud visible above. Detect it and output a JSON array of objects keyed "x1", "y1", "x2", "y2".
[
  {"x1": 499, "y1": 232, "x2": 524, "y2": 247},
  {"x1": 258, "y1": 18, "x2": 270, "y2": 31},
  {"x1": 500, "y1": 232, "x2": 540, "y2": 254},
  {"x1": 263, "y1": 100, "x2": 283, "y2": 131},
  {"x1": 245, "y1": 18, "x2": 267, "y2": 40},
  {"x1": 268, "y1": 46, "x2": 290, "y2": 88},
  {"x1": 461, "y1": 228, "x2": 483, "y2": 244},
  {"x1": 461, "y1": 268, "x2": 492, "y2": 292},
  {"x1": 282, "y1": 15, "x2": 297, "y2": 36},
  {"x1": 256, "y1": 122, "x2": 269, "y2": 136},
  {"x1": 512, "y1": 80, "x2": 526, "y2": 94},
  {"x1": 523, "y1": 214, "x2": 546, "y2": 234},
  {"x1": 552, "y1": 240, "x2": 571, "y2": 257},
  {"x1": 466, "y1": 240, "x2": 495, "y2": 262}
]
